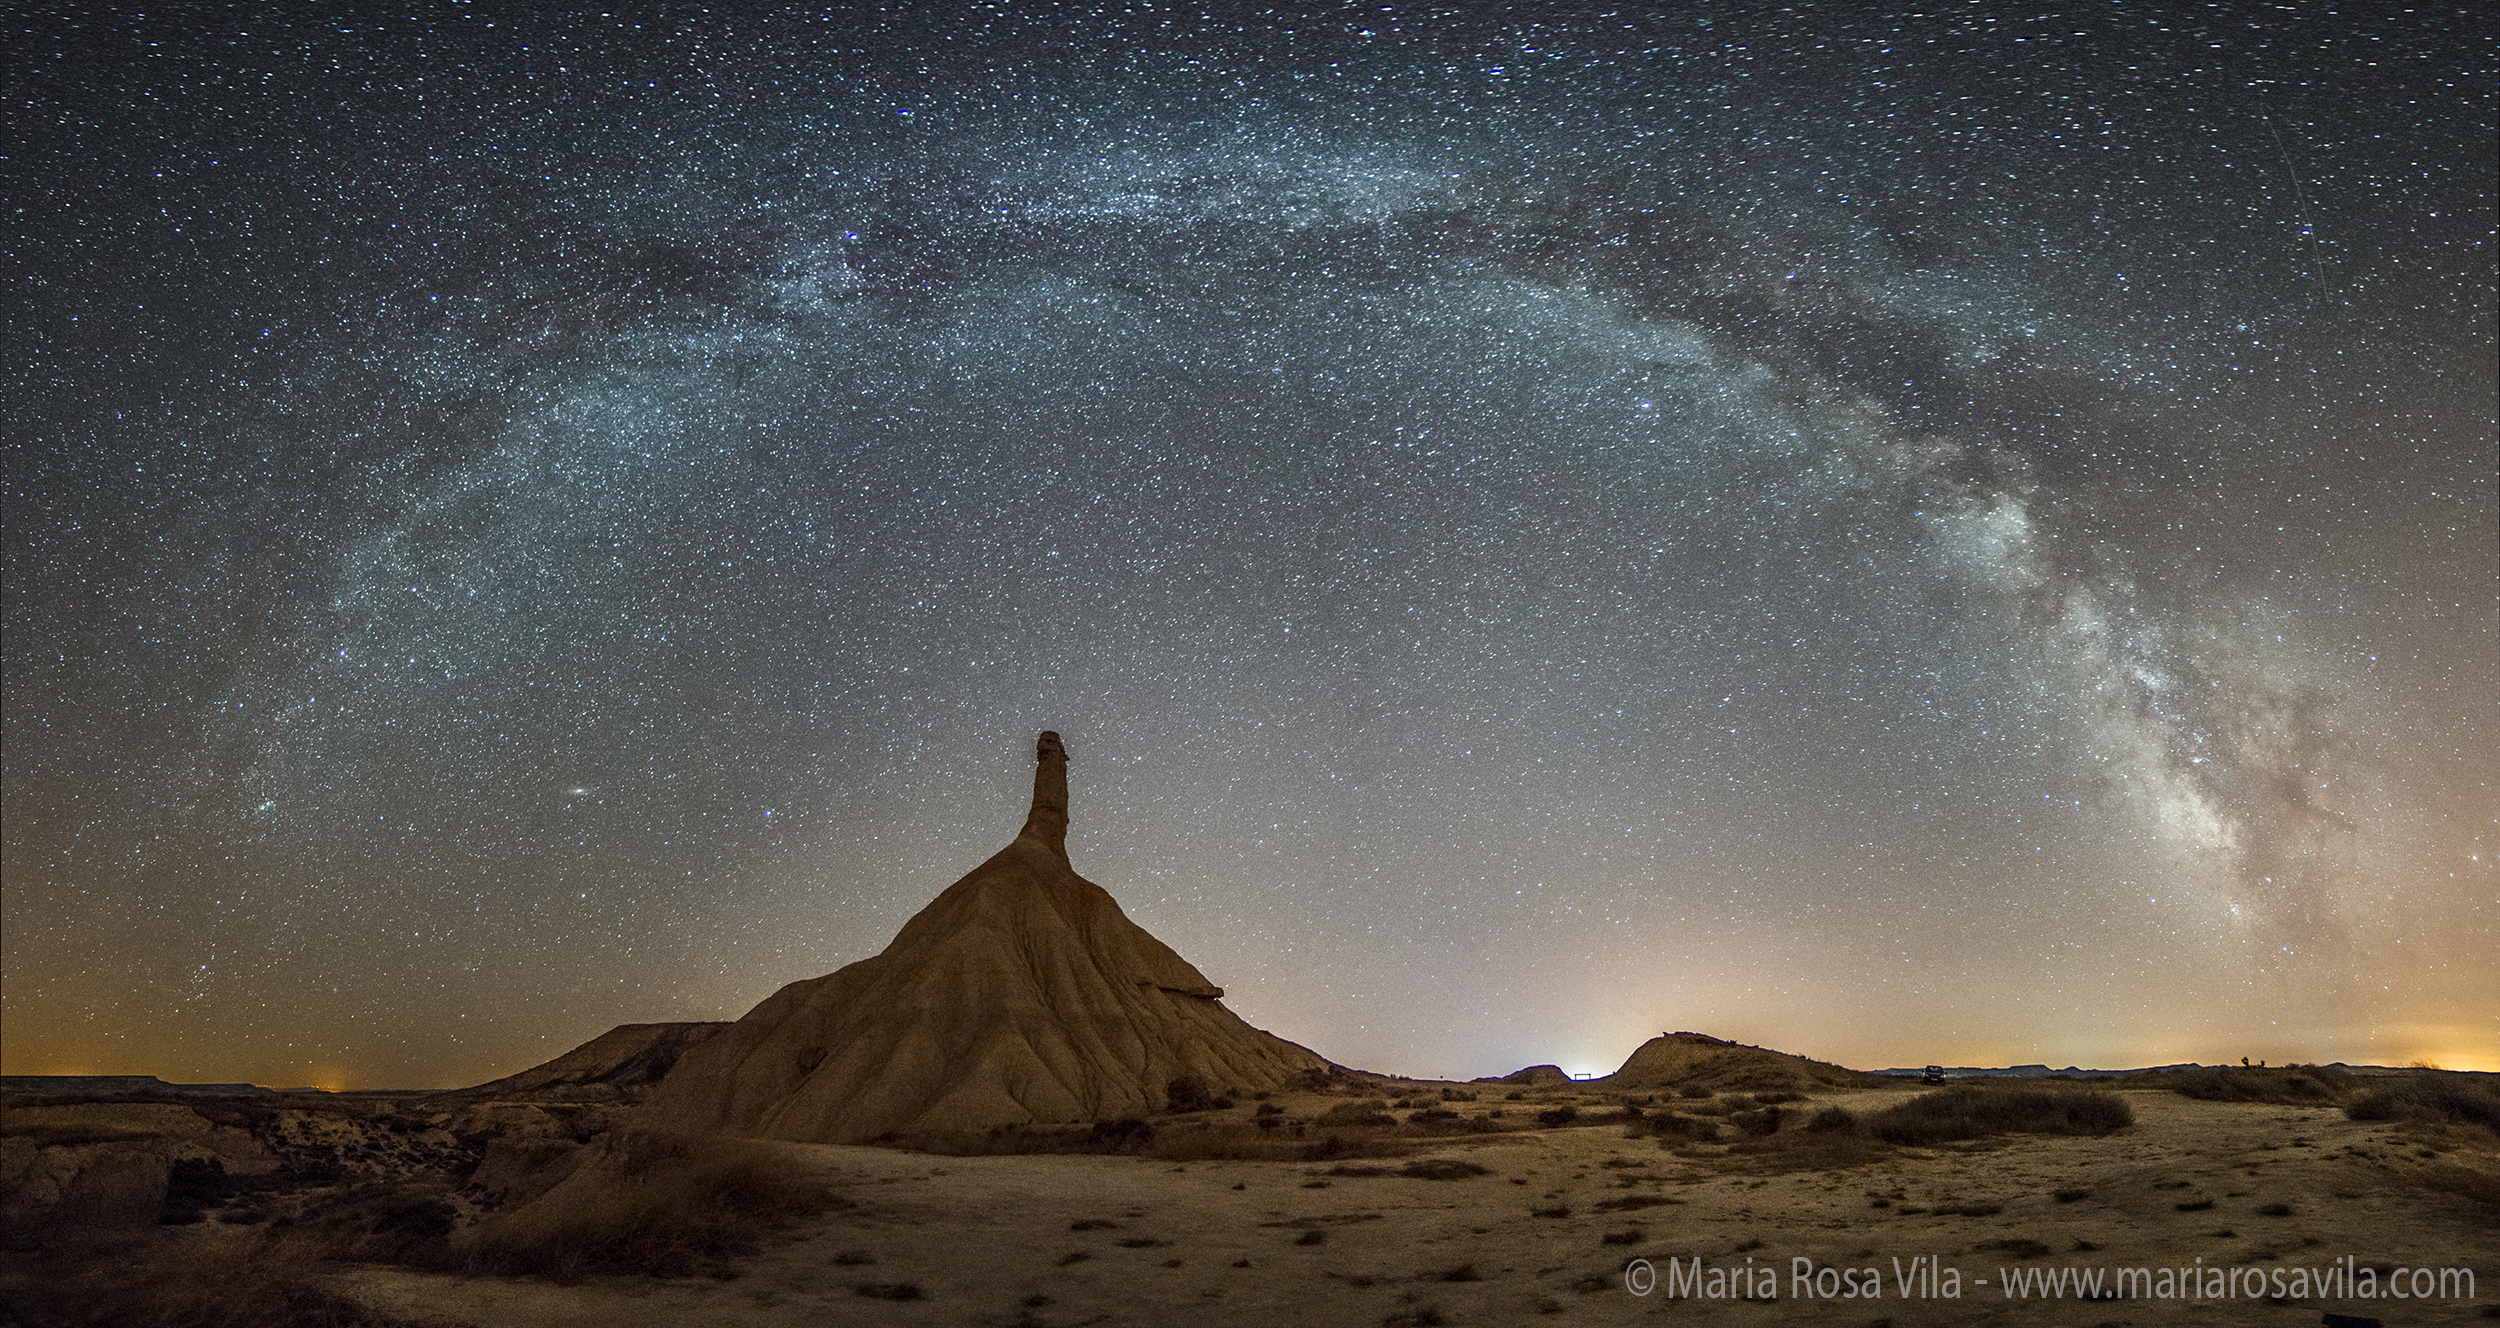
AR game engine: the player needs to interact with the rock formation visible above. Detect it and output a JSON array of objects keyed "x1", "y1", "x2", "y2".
[
  {"x1": 638, "y1": 732, "x2": 1331, "y2": 1143},
  {"x1": 434, "y1": 1022, "x2": 734, "y2": 1102},
  {"x1": 1594, "y1": 1031, "x2": 1887, "y2": 1093}
]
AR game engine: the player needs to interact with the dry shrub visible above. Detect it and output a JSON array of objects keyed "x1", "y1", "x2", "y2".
[
  {"x1": 0, "y1": 1228, "x2": 419, "y2": 1328},
  {"x1": 1161, "y1": 1125, "x2": 1411, "y2": 1163},
  {"x1": 1865, "y1": 1087, "x2": 2132, "y2": 1146},
  {"x1": 1628, "y1": 1113, "x2": 1720, "y2": 1142},
  {"x1": 456, "y1": 1131, "x2": 833, "y2": 1280},
  {"x1": 894, "y1": 1107, "x2": 1510, "y2": 1162},
  {"x1": 2419, "y1": 1162, "x2": 2500, "y2": 1208},
  {"x1": 265, "y1": 1181, "x2": 460, "y2": 1264},
  {"x1": 2345, "y1": 1074, "x2": 2500, "y2": 1136},
  {"x1": 1162, "y1": 1075, "x2": 1230, "y2": 1113},
  {"x1": 1318, "y1": 1100, "x2": 1399, "y2": 1128},
  {"x1": 1719, "y1": 1128, "x2": 1894, "y2": 1172},
  {"x1": 2147, "y1": 1066, "x2": 2352, "y2": 1105}
]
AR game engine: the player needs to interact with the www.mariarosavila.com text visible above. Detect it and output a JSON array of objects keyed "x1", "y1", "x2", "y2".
[{"x1": 1623, "y1": 1253, "x2": 2477, "y2": 1302}]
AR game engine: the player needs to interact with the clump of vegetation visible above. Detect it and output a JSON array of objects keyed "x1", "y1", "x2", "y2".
[
  {"x1": 1728, "y1": 1106, "x2": 1785, "y2": 1136},
  {"x1": 1863, "y1": 1087, "x2": 2133, "y2": 1146},
  {"x1": 1803, "y1": 1107, "x2": 1857, "y2": 1133},
  {"x1": 1627, "y1": 1113, "x2": 1720, "y2": 1142},
  {"x1": 2345, "y1": 1074, "x2": 2500, "y2": 1135},
  {"x1": 0, "y1": 1229, "x2": 425, "y2": 1328},
  {"x1": 2139, "y1": 1065, "x2": 2353, "y2": 1105},
  {"x1": 1319, "y1": 1100, "x2": 1400, "y2": 1129},
  {"x1": 1397, "y1": 1158, "x2": 1491, "y2": 1180},
  {"x1": 2419, "y1": 1163, "x2": 2500, "y2": 1208},
  {"x1": 457, "y1": 1131, "x2": 835, "y2": 1280},
  {"x1": 1163, "y1": 1075, "x2": 1233, "y2": 1113}
]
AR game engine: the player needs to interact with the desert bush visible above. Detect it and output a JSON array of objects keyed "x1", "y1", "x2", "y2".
[
  {"x1": 1319, "y1": 1101, "x2": 1398, "y2": 1128},
  {"x1": 1625, "y1": 1113, "x2": 1719, "y2": 1142},
  {"x1": 1089, "y1": 1117, "x2": 1157, "y2": 1147},
  {"x1": 1163, "y1": 1075, "x2": 1222, "y2": 1113},
  {"x1": 1534, "y1": 1106, "x2": 1580, "y2": 1128},
  {"x1": 2155, "y1": 1066, "x2": 2353, "y2": 1105},
  {"x1": 1864, "y1": 1087, "x2": 2132, "y2": 1146},
  {"x1": 1804, "y1": 1107, "x2": 1857, "y2": 1133},
  {"x1": 1155, "y1": 1124, "x2": 1410, "y2": 1163},
  {"x1": 2344, "y1": 1075, "x2": 2500, "y2": 1134},
  {"x1": 273, "y1": 1181, "x2": 460, "y2": 1263},
  {"x1": 456, "y1": 1132, "x2": 832, "y2": 1281},
  {"x1": 1590, "y1": 1194, "x2": 1680, "y2": 1212},
  {"x1": 2419, "y1": 1162, "x2": 2500, "y2": 1208},
  {"x1": 1396, "y1": 1159, "x2": 1491, "y2": 1180},
  {"x1": 1729, "y1": 1106, "x2": 1785, "y2": 1136},
  {"x1": 1718, "y1": 1128, "x2": 1892, "y2": 1172},
  {"x1": 0, "y1": 1228, "x2": 423, "y2": 1328}
]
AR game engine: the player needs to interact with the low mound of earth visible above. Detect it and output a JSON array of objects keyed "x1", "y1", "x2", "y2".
[
  {"x1": 436, "y1": 1021, "x2": 733, "y2": 1103},
  {"x1": 1481, "y1": 1063, "x2": 1574, "y2": 1087},
  {"x1": 332, "y1": 1083, "x2": 2500, "y2": 1328},
  {"x1": 639, "y1": 733, "x2": 1334, "y2": 1144},
  {"x1": 1595, "y1": 1031, "x2": 1893, "y2": 1094}
]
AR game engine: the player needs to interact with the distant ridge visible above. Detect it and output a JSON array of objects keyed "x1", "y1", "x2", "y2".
[
  {"x1": 1875, "y1": 1061, "x2": 2429, "y2": 1079},
  {"x1": 0, "y1": 1075, "x2": 273, "y2": 1097},
  {"x1": 435, "y1": 1021, "x2": 734, "y2": 1101}
]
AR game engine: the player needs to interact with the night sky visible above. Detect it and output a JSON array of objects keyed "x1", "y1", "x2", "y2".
[{"x1": 7, "y1": 4, "x2": 2493, "y2": 1090}]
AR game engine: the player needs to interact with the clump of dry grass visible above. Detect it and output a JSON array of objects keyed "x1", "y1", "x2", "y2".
[
  {"x1": 2345, "y1": 1074, "x2": 2500, "y2": 1135},
  {"x1": 0, "y1": 1228, "x2": 423, "y2": 1328},
  {"x1": 264, "y1": 1181, "x2": 461, "y2": 1264},
  {"x1": 2135, "y1": 1065, "x2": 2353, "y2": 1105},
  {"x1": 456, "y1": 1131, "x2": 834, "y2": 1281},
  {"x1": 1864, "y1": 1086, "x2": 2132, "y2": 1146},
  {"x1": 894, "y1": 1104, "x2": 1518, "y2": 1162},
  {"x1": 2419, "y1": 1162, "x2": 2500, "y2": 1208}
]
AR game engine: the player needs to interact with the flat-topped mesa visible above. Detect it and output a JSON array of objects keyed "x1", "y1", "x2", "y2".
[{"x1": 1018, "y1": 730, "x2": 1070, "y2": 858}]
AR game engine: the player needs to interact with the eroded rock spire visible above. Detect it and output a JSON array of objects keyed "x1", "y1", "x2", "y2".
[{"x1": 1019, "y1": 730, "x2": 1069, "y2": 858}]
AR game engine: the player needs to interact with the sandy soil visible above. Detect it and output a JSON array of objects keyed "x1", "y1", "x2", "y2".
[{"x1": 336, "y1": 1088, "x2": 2498, "y2": 1327}]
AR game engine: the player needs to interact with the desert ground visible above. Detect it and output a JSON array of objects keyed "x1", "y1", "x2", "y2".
[{"x1": 293, "y1": 1083, "x2": 2489, "y2": 1328}]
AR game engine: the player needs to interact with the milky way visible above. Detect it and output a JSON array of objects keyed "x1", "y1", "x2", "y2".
[{"x1": 7, "y1": 5, "x2": 2492, "y2": 1086}]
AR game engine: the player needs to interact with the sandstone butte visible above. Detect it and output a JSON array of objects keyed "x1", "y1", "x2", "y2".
[{"x1": 637, "y1": 732, "x2": 1333, "y2": 1144}]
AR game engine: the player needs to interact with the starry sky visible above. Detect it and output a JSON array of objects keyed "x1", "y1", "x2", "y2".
[{"x1": 6, "y1": 3, "x2": 2493, "y2": 1090}]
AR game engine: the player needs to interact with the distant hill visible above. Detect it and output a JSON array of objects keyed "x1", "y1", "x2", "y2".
[
  {"x1": 1873, "y1": 1061, "x2": 2428, "y2": 1079},
  {"x1": 434, "y1": 1021, "x2": 734, "y2": 1102},
  {"x1": 1593, "y1": 1032, "x2": 1892, "y2": 1093},
  {"x1": 0, "y1": 1075, "x2": 274, "y2": 1097}
]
